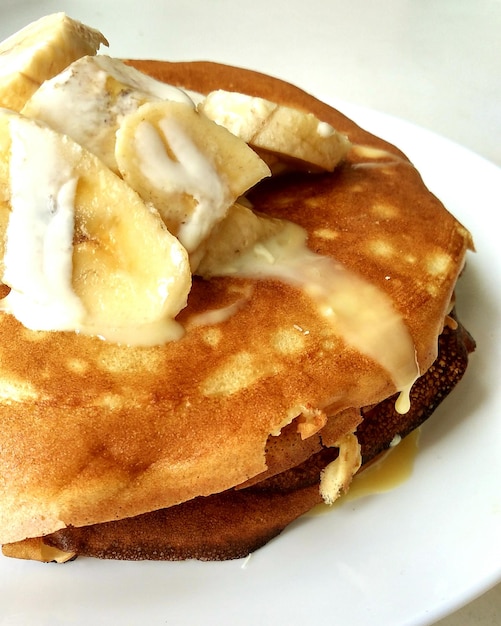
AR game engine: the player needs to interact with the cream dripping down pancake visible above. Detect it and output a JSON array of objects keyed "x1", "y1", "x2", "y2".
[{"x1": 0, "y1": 15, "x2": 474, "y2": 562}]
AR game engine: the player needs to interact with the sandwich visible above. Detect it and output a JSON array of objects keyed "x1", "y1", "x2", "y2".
[{"x1": 0, "y1": 14, "x2": 474, "y2": 563}]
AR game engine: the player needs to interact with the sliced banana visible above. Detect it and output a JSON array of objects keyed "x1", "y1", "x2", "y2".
[
  {"x1": 115, "y1": 101, "x2": 271, "y2": 255},
  {"x1": 22, "y1": 55, "x2": 193, "y2": 174},
  {"x1": 0, "y1": 110, "x2": 191, "y2": 346},
  {"x1": 0, "y1": 12, "x2": 108, "y2": 112},
  {"x1": 199, "y1": 90, "x2": 351, "y2": 173},
  {"x1": 194, "y1": 202, "x2": 287, "y2": 278}
]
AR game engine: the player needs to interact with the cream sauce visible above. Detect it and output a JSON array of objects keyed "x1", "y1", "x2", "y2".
[
  {"x1": 207, "y1": 219, "x2": 419, "y2": 404},
  {"x1": 317, "y1": 121, "x2": 335, "y2": 138},
  {"x1": 186, "y1": 298, "x2": 250, "y2": 329},
  {"x1": 308, "y1": 427, "x2": 421, "y2": 515},
  {"x1": 351, "y1": 144, "x2": 413, "y2": 169},
  {"x1": 344, "y1": 427, "x2": 420, "y2": 500},
  {"x1": 77, "y1": 317, "x2": 185, "y2": 347},
  {"x1": 134, "y1": 117, "x2": 229, "y2": 253},
  {"x1": 23, "y1": 55, "x2": 193, "y2": 172},
  {"x1": 0, "y1": 116, "x2": 86, "y2": 330}
]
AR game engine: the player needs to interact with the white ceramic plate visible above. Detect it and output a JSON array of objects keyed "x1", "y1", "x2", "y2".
[{"x1": 1, "y1": 5, "x2": 500, "y2": 626}]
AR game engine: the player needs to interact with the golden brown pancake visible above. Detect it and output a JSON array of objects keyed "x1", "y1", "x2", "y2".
[
  {"x1": 30, "y1": 313, "x2": 473, "y2": 562},
  {"x1": 0, "y1": 60, "x2": 473, "y2": 560}
]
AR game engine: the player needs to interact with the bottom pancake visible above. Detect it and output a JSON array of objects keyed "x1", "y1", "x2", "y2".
[{"x1": 34, "y1": 314, "x2": 474, "y2": 562}]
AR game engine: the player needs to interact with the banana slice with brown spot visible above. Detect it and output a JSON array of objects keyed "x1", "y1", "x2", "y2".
[
  {"x1": 0, "y1": 110, "x2": 191, "y2": 346},
  {"x1": 22, "y1": 54, "x2": 193, "y2": 174}
]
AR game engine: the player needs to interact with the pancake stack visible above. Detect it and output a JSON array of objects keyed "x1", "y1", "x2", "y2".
[{"x1": 0, "y1": 17, "x2": 474, "y2": 562}]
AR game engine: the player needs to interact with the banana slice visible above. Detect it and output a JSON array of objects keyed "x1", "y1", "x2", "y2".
[
  {"x1": 0, "y1": 110, "x2": 191, "y2": 346},
  {"x1": 199, "y1": 90, "x2": 351, "y2": 173},
  {"x1": 115, "y1": 101, "x2": 271, "y2": 255},
  {"x1": 0, "y1": 12, "x2": 108, "y2": 112},
  {"x1": 22, "y1": 55, "x2": 193, "y2": 173},
  {"x1": 194, "y1": 203, "x2": 287, "y2": 278}
]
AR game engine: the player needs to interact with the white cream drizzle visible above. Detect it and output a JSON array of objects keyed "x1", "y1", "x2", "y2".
[
  {"x1": 134, "y1": 118, "x2": 230, "y2": 253},
  {"x1": 23, "y1": 55, "x2": 194, "y2": 173},
  {"x1": 351, "y1": 144, "x2": 413, "y2": 170},
  {"x1": 0, "y1": 116, "x2": 85, "y2": 330},
  {"x1": 186, "y1": 298, "x2": 250, "y2": 329},
  {"x1": 94, "y1": 55, "x2": 193, "y2": 105},
  {"x1": 317, "y1": 121, "x2": 335, "y2": 138},
  {"x1": 207, "y1": 219, "x2": 419, "y2": 409}
]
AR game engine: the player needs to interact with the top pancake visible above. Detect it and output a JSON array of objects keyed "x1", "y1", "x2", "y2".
[{"x1": 0, "y1": 60, "x2": 472, "y2": 544}]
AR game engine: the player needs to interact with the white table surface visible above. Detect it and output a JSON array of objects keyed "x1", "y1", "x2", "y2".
[{"x1": 1, "y1": 1, "x2": 500, "y2": 624}]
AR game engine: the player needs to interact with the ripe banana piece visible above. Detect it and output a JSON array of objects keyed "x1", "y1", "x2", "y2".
[
  {"x1": 0, "y1": 109, "x2": 191, "y2": 346},
  {"x1": 115, "y1": 101, "x2": 271, "y2": 255},
  {"x1": 22, "y1": 55, "x2": 193, "y2": 173},
  {"x1": 0, "y1": 12, "x2": 108, "y2": 112},
  {"x1": 194, "y1": 202, "x2": 287, "y2": 278},
  {"x1": 199, "y1": 90, "x2": 351, "y2": 173}
]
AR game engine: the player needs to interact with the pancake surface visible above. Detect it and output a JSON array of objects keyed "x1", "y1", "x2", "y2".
[
  {"x1": 0, "y1": 59, "x2": 473, "y2": 556},
  {"x1": 35, "y1": 313, "x2": 474, "y2": 561}
]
